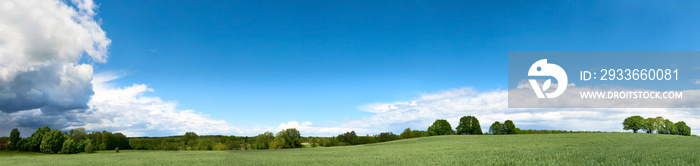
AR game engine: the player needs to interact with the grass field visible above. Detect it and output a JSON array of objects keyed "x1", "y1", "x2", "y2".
[{"x1": 1, "y1": 133, "x2": 699, "y2": 165}]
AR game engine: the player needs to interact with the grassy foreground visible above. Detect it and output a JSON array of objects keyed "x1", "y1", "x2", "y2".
[{"x1": 1, "y1": 133, "x2": 699, "y2": 165}]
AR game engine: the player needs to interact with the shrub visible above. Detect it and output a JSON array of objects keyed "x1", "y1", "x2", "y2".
[
  {"x1": 213, "y1": 142, "x2": 228, "y2": 151},
  {"x1": 115, "y1": 147, "x2": 119, "y2": 153},
  {"x1": 85, "y1": 143, "x2": 94, "y2": 153}
]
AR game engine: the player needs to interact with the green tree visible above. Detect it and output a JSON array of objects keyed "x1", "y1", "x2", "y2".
[
  {"x1": 675, "y1": 121, "x2": 691, "y2": 136},
  {"x1": 654, "y1": 116, "x2": 666, "y2": 134},
  {"x1": 427, "y1": 119, "x2": 455, "y2": 135},
  {"x1": 489, "y1": 121, "x2": 502, "y2": 134},
  {"x1": 183, "y1": 132, "x2": 198, "y2": 145},
  {"x1": 8, "y1": 128, "x2": 20, "y2": 150},
  {"x1": 68, "y1": 128, "x2": 88, "y2": 142},
  {"x1": 275, "y1": 128, "x2": 302, "y2": 149},
  {"x1": 622, "y1": 115, "x2": 644, "y2": 133},
  {"x1": 30, "y1": 126, "x2": 51, "y2": 152},
  {"x1": 504, "y1": 120, "x2": 516, "y2": 134},
  {"x1": 400, "y1": 128, "x2": 413, "y2": 139},
  {"x1": 456, "y1": 116, "x2": 483, "y2": 135},
  {"x1": 85, "y1": 142, "x2": 94, "y2": 153},
  {"x1": 77, "y1": 139, "x2": 93, "y2": 153},
  {"x1": 60, "y1": 138, "x2": 78, "y2": 154},
  {"x1": 17, "y1": 138, "x2": 32, "y2": 151},
  {"x1": 253, "y1": 132, "x2": 274, "y2": 149},
  {"x1": 642, "y1": 118, "x2": 656, "y2": 133},
  {"x1": 40, "y1": 129, "x2": 65, "y2": 154}
]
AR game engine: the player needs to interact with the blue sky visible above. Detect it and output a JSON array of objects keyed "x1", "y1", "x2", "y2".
[
  {"x1": 94, "y1": 0, "x2": 700, "y2": 134},
  {"x1": 2, "y1": 0, "x2": 700, "y2": 137}
]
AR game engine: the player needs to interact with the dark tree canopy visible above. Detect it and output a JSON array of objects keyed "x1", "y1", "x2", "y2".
[
  {"x1": 8, "y1": 128, "x2": 20, "y2": 150},
  {"x1": 30, "y1": 126, "x2": 51, "y2": 152},
  {"x1": 428, "y1": 119, "x2": 455, "y2": 135},
  {"x1": 489, "y1": 121, "x2": 503, "y2": 134},
  {"x1": 456, "y1": 116, "x2": 483, "y2": 135},
  {"x1": 504, "y1": 120, "x2": 516, "y2": 134}
]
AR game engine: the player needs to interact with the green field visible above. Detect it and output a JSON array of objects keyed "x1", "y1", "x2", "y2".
[{"x1": 2, "y1": 133, "x2": 699, "y2": 165}]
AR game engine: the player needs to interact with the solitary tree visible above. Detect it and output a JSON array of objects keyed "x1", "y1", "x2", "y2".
[
  {"x1": 456, "y1": 116, "x2": 483, "y2": 135},
  {"x1": 8, "y1": 128, "x2": 20, "y2": 150},
  {"x1": 622, "y1": 115, "x2": 644, "y2": 133},
  {"x1": 427, "y1": 119, "x2": 455, "y2": 135}
]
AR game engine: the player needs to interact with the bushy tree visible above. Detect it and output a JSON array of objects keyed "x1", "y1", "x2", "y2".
[
  {"x1": 675, "y1": 121, "x2": 691, "y2": 136},
  {"x1": 411, "y1": 130, "x2": 428, "y2": 137},
  {"x1": 40, "y1": 129, "x2": 65, "y2": 154},
  {"x1": 400, "y1": 128, "x2": 413, "y2": 139},
  {"x1": 377, "y1": 132, "x2": 399, "y2": 142},
  {"x1": 622, "y1": 115, "x2": 644, "y2": 133},
  {"x1": 85, "y1": 142, "x2": 94, "y2": 153},
  {"x1": 30, "y1": 126, "x2": 51, "y2": 152},
  {"x1": 275, "y1": 128, "x2": 301, "y2": 149},
  {"x1": 253, "y1": 132, "x2": 274, "y2": 149},
  {"x1": 183, "y1": 132, "x2": 198, "y2": 145},
  {"x1": 77, "y1": 139, "x2": 93, "y2": 153},
  {"x1": 504, "y1": 120, "x2": 516, "y2": 134},
  {"x1": 8, "y1": 128, "x2": 20, "y2": 150},
  {"x1": 427, "y1": 119, "x2": 455, "y2": 135},
  {"x1": 456, "y1": 116, "x2": 483, "y2": 135},
  {"x1": 338, "y1": 131, "x2": 358, "y2": 145},
  {"x1": 642, "y1": 118, "x2": 656, "y2": 133},
  {"x1": 68, "y1": 128, "x2": 88, "y2": 142},
  {"x1": 489, "y1": 121, "x2": 503, "y2": 134},
  {"x1": 17, "y1": 138, "x2": 32, "y2": 151},
  {"x1": 60, "y1": 138, "x2": 78, "y2": 154}
]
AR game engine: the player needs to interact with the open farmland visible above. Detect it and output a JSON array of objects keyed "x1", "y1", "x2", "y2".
[{"x1": 2, "y1": 133, "x2": 699, "y2": 165}]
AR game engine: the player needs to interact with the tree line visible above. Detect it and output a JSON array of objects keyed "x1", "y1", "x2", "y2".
[
  {"x1": 2, "y1": 115, "x2": 692, "y2": 153},
  {"x1": 5, "y1": 127, "x2": 129, "y2": 154},
  {"x1": 623, "y1": 115, "x2": 691, "y2": 135}
]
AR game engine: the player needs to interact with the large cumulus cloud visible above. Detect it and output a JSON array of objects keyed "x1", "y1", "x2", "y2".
[{"x1": 0, "y1": 0, "x2": 109, "y2": 113}]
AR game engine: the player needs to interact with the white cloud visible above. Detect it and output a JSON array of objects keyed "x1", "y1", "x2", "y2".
[
  {"x1": 693, "y1": 79, "x2": 700, "y2": 85},
  {"x1": 0, "y1": 0, "x2": 109, "y2": 113},
  {"x1": 77, "y1": 73, "x2": 239, "y2": 137},
  {"x1": 277, "y1": 121, "x2": 356, "y2": 136},
  {"x1": 321, "y1": 87, "x2": 700, "y2": 136}
]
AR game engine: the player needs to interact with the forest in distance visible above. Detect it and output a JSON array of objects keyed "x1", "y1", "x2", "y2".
[{"x1": 0, "y1": 115, "x2": 691, "y2": 153}]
